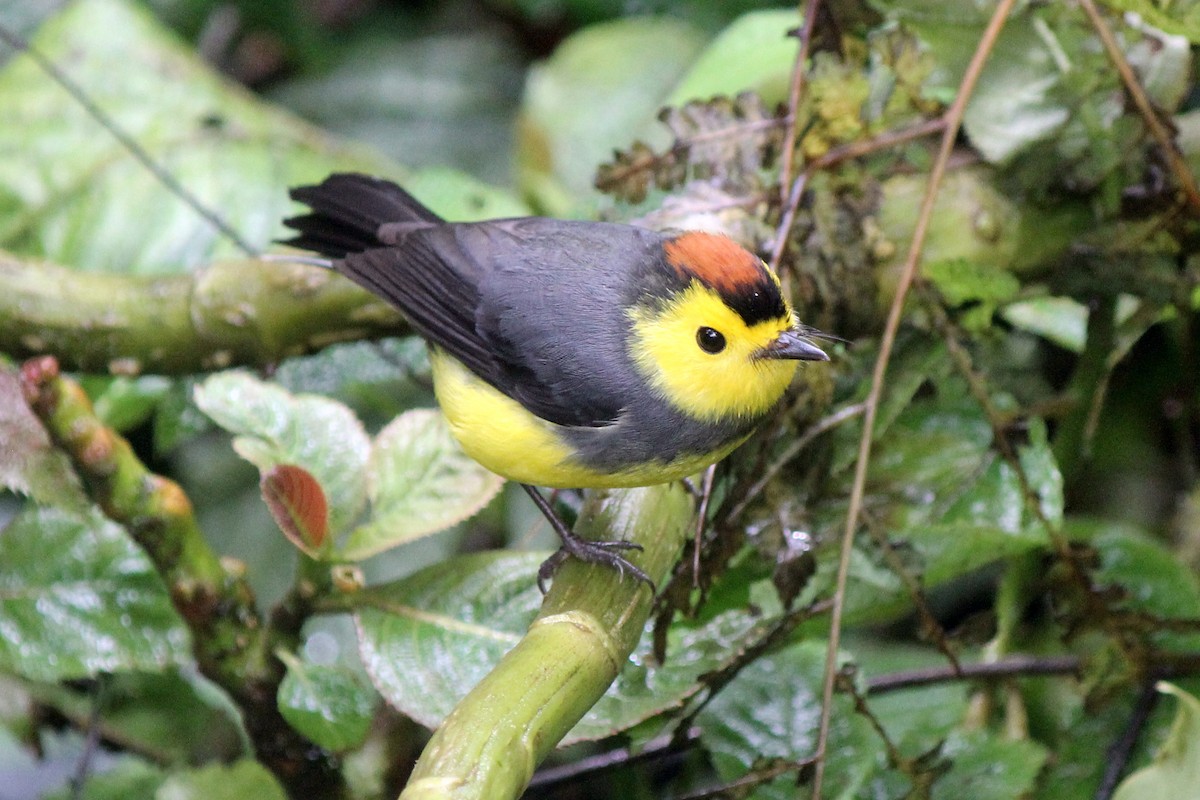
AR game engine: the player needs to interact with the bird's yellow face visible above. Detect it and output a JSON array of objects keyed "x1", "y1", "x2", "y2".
[
  {"x1": 627, "y1": 232, "x2": 825, "y2": 423},
  {"x1": 628, "y1": 282, "x2": 799, "y2": 421}
]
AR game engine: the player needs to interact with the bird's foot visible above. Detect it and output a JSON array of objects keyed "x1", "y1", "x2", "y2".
[{"x1": 536, "y1": 531, "x2": 654, "y2": 594}]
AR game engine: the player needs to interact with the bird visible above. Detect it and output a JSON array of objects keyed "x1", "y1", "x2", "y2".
[{"x1": 282, "y1": 173, "x2": 830, "y2": 592}]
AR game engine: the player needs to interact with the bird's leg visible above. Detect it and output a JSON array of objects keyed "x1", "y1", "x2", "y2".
[{"x1": 521, "y1": 484, "x2": 655, "y2": 594}]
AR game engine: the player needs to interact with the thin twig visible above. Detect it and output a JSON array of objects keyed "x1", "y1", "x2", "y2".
[
  {"x1": 527, "y1": 728, "x2": 700, "y2": 792},
  {"x1": 859, "y1": 508, "x2": 961, "y2": 673},
  {"x1": 769, "y1": 117, "x2": 947, "y2": 272},
  {"x1": 839, "y1": 669, "x2": 908, "y2": 770},
  {"x1": 668, "y1": 598, "x2": 835, "y2": 750},
  {"x1": 777, "y1": 0, "x2": 823, "y2": 208},
  {"x1": 810, "y1": 117, "x2": 948, "y2": 171},
  {"x1": 1095, "y1": 677, "x2": 1161, "y2": 800},
  {"x1": 769, "y1": 0, "x2": 821, "y2": 274},
  {"x1": 811, "y1": 2, "x2": 1020, "y2": 797},
  {"x1": 770, "y1": 171, "x2": 811, "y2": 273},
  {"x1": 693, "y1": 463, "x2": 717, "y2": 587},
  {"x1": 673, "y1": 757, "x2": 817, "y2": 800},
  {"x1": 867, "y1": 654, "x2": 1081, "y2": 694},
  {"x1": 1077, "y1": 0, "x2": 1200, "y2": 215},
  {"x1": 724, "y1": 401, "x2": 866, "y2": 524},
  {"x1": 69, "y1": 681, "x2": 107, "y2": 800}
]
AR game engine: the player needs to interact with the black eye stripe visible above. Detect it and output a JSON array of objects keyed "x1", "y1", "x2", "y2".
[{"x1": 696, "y1": 326, "x2": 726, "y2": 354}]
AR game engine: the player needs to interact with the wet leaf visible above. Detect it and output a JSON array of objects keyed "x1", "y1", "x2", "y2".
[
  {"x1": 932, "y1": 730, "x2": 1048, "y2": 800},
  {"x1": 194, "y1": 372, "x2": 370, "y2": 538},
  {"x1": 276, "y1": 651, "x2": 375, "y2": 752},
  {"x1": 339, "y1": 409, "x2": 504, "y2": 560},
  {"x1": 0, "y1": 506, "x2": 190, "y2": 681},
  {"x1": 0, "y1": 0, "x2": 526, "y2": 274},
  {"x1": 1069, "y1": 518, "x2": 1200, "y2": 650},
  {"x1": 356, "y1": 551, "x2": 771, "y2": 744},
  {"x1": 0, "y1": 0, "x2": 378, "y2": 272},
  {"x1": 356, "y1": 552, "x2": 541, "y2": 733},
  {"x1": 697, "y1": 641, "x2": 876, "y2": 800},
  {"x1": 818, "y1": 379, "x2": 1058, "y2": 626}
]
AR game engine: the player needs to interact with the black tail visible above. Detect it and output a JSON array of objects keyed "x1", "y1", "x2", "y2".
[{"x1": 282, "y1": 173, "x2": 443, "y2": 258}]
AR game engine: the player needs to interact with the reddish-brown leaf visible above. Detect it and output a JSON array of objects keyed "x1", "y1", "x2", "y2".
[{"x1": 261, "y1": 464, "x2": 329, "y2": 556}]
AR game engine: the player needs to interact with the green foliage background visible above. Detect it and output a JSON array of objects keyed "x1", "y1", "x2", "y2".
[{"x1": 4, "y1": 0, "x2": 1200, "y2": 798}]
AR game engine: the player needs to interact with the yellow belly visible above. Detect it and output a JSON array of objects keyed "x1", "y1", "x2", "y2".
[{"x1": 429, "y1": 349, "x2": 743, "y2": 489}]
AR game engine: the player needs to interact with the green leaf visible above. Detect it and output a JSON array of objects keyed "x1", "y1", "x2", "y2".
[
  {"x1": 1002, "y1": 294, "x2": 1145, "y2": 354},
  {"x1": 268, "y1": 30, "x2": 527, "y2": 188},
  {"x1": 276, "y1": 650, "x2": 375, "y2": 752},
  {"x1": 401, "y1": 167, "x2": 532, "y2": 221},
  {"x1": 356, "y1": 550, "x2": 772, "y2": 744},
  {"x1": 697, "y1": 641, "x2": 876, "y2": 800},
  {"x1": 38, "y1": 754, "x2": 163, "y2": 800},
  {"x1": 272, "y1": 338, "x2": 432, "y2": 419},
  {"x1": 1103, "y1": 0, "x2": 1200, "y2": 44},
  {"x1": 356, "y1": 551, "x2": 542, "y2": 733},
  {"x1": 1001, "y1": 296, "x2": 1089, "y2": 352},
  {"x1": 0, "y1": 506, "x2": 190, "y2": 681},
  {"x1": 154, "y1": 760, "x2": 287, "y2": 800},
  {"x1": 570, "y1": 604, "x2": 768, "y2": 743},
  {"x1": 1113, "y1": 683, "x2": 1200, "y2": 800},
  {"x1": 932, "y1": 730, "x2": 1048, "y2": 800},
  {"x1": 28, "y1": 670, "x2": 250, "y2": 766},
  {"x1": 82, "y1": 375, "x2": 173, "y2": 432},
  {"x1": 519, "y1": 16, "x2": 707, "y2": 212},
  {"x1": 924, "y1": 258, "x2": 1020, "y2": 308},
  {"x1": 820, "y1": 381, "x2": 1058, "y2": 626},
  {"x1": 340, "y1": 409, "x2": 504, "y2": 560},
  {"x1": 1069, "y1": 519, "x2": 1200, "y2": 625},
  {"x1": 194, "y1": 372, "x2": 370, "y2": 537},
  {"x1": 850, "y1": 638, "x2": 969, "y2": 749},
  {"x1": 871, "y1": 1, "x2": 1069, "y2": 162},
  {"x1": 0, "y1": 367, "x2": 88, "y2": 510},
  {"x1": 666, "y1": 9, "x2": 800, "y2": 106}
]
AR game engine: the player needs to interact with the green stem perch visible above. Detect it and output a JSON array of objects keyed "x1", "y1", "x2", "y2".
[
  {"x1": 1, "y1": 251, "x2": 403, "y2": 374},
  {"x1": 400, "y1": 484, "x2": 693, "y2": 800}
]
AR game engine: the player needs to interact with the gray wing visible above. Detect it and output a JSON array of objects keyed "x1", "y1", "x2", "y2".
[{"x1": 340, "y1": 217, "x2": 666, "y2": 428}]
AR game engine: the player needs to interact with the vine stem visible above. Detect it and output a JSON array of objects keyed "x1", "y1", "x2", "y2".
[
  {"x1": 810, "y1": 1, "x2": 1019, "y2": 797},
  {"x1": 1077, "y1": 0, "x2": 1200, "y2": 215},
  {"x1": 776, "y1": 0, "x2": 823, "y2": 207}
]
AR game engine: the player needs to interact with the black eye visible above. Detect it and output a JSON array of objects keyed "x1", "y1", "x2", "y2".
[{"x1": 696, "y1": 326, "x2": 726, "y2": 354}]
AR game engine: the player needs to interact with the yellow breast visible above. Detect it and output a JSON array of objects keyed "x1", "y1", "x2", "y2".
[{"x1": 429, "y1": 349, "x2": 747, "y2": 489}]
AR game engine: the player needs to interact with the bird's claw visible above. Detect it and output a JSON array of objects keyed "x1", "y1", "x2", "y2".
[{"x1": 536, "y1": 531, "x2": 655, "y2": 595}]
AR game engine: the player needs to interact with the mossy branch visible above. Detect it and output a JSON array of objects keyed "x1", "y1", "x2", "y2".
[
  {"x1": 1, "y1": 251, "x2": 403, "y2": 375},
  {"x1": 400, "y1": 484, "x2": 693, "y2": 800},
  {"x1": 19, "y1": 356, "x2": 343, "y2": 796}
]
